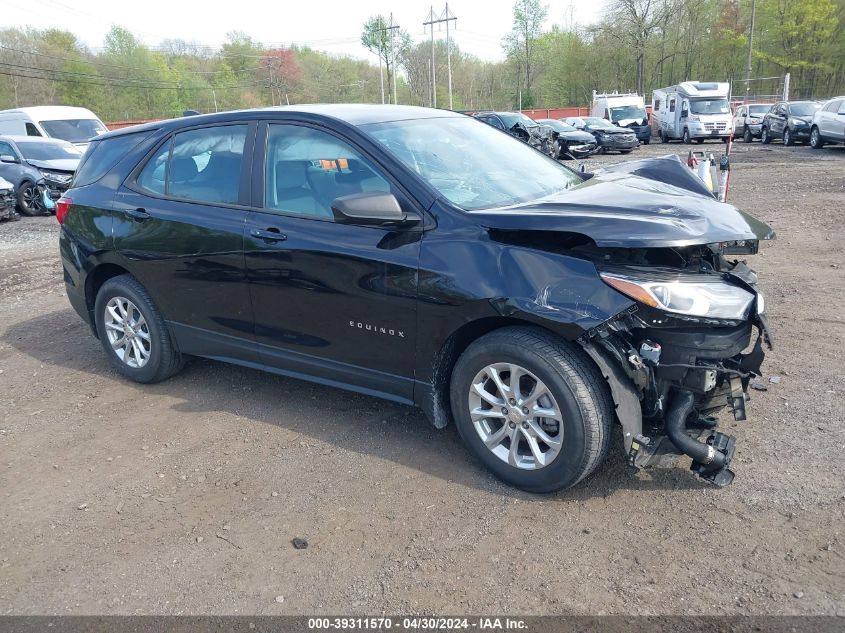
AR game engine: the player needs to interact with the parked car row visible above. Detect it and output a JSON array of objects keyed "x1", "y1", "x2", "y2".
[
  {"x1": 471, "y1": 111, "x2": 640, "y2": 158},
  {"x1": 733, "y1": 97, "x2": 844, "y2": 149}
]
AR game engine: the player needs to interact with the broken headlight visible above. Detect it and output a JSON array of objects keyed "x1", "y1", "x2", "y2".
[{"x1": 600, "y1": 273, "x2": 755, "y2": 320}]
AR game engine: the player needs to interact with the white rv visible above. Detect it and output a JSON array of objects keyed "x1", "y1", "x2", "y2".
[
  {"x1": 651, "y1": 82, "x2": 732, "y2": 143},
  {"x1": 591, "y1": 92, "x2": 651, "y2": 143},
  {"x1": 0, "y1": 106, "x2": 108, "y2": 149}
]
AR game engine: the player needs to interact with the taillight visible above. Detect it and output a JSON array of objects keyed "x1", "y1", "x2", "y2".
[{"x1": 56, "y1": 197, "x2": 72, "y2": 224}]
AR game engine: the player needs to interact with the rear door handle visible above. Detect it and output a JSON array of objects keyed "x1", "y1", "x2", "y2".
[
  {"x1": 126, "y1": 207, "x2": 150, "y2": 222},
  {"x1": 250, "y1": 227, "x2": 287, "y2": 243}
]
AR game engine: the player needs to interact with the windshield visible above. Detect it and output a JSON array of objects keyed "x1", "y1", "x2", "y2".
[
  {"x1": 499, "y1": 113, "x2": 538, "y2": 129},
  {"x1": 364, "y1": 117, "x2": 581, "y2": 211},
  {"x1": 789, "y1": 102, "x2": 820, "y2": 116},
  {"x1": 689, "y1": 99, "x2": 730, "y2": 115},
  {"x1": 609, "y1": 105, "x2": 646, "y2": 121},
  {"x1": 748, "y1": 105, "x2": 769, "y2": 115},
  {"x1": 16, "y1": 141, "x2": 82, "y2": 161},
  {"x1": 538, "y1": 120, "x2": 575, "y2": 132},
  {"x1": 39, "y1": 118, "x2": 108, "y2": 143}
]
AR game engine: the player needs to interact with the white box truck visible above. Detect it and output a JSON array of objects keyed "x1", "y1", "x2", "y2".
[
  {"x1": 0, "y1": 106, "x2": 108, "y2": 149},
  {"x1": 651, "y1": 82, "x2": 732, "y2": 144},
  {"x1": 591, "y1": 92, "x2": 651, "y2": 144}
]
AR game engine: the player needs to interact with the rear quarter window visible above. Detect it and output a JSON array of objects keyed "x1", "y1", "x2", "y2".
[{"x1": 72, "y1": 131, "x2": 153, "y2": 188}]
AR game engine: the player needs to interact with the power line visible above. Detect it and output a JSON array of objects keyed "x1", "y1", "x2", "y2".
[{"x1": 0, "y1": 65, "x2": 266, "y2": 91}]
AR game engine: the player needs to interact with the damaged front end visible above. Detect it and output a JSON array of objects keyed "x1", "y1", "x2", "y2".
[{"x1": 578, "y1": 243, "x2": 772, "y2": 487}]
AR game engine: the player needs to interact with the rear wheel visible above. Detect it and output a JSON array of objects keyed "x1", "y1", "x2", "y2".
[
  {"x1": 16, "y1": 181, "x2": 44, "y2": 216},
  {"x1": 743, "y1": 127, "x2": 753, "y2": 143},
  {"x1": 660, "y1": 131, "x2": 668, "y2": 143},
  {"x1": 810, "y1": 127, "x2": 824, "y2": 149},
  {"x1": 761, "y1": 127, "x2": 771, "y2": 144},
  {"x1": 94, "y1": 275, "x2": 184, "y2": 384},
  {"x1": 449, "y1": 327, "x2": 613, "y2": 492}
]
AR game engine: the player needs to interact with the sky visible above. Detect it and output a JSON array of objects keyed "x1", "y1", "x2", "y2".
[{"x1": 2, "y1": 0, "x2": 607, "y2": 62}]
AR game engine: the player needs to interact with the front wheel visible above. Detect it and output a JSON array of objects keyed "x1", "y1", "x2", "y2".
[
  {"x1": 784, "y1": 127, "x2": 794, "y2": 146},
  {"x1": 449, "y1": 327, "x2": 613, "y2": 492},
  {"x1": 743, "y1": 127, "x2": 753, "y2": 143},
  {"x1": 761, "y1": 127, "x2": 771, "y2": 144},
  {"x1": 620, "y1": 149, "x2": 632, "y2": 154},
  {"x1": 16, "y1": 181, "x2": 44, "y2": 216},
  {"x1": 94, "y1": 274, "x2": 184, "y2": 384},
  {"x1": 810, "y1": 127, "x2": 824, "y2": 149},
  {"x1": 682, "y1": 128, "x2": 691, "y2": 144}
]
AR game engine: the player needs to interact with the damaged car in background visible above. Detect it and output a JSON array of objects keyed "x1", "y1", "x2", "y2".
[
  {"x1": 536, "y1": 118, "x2": 599, "y2": 159},
  {"x1": 0, "y1": 176, "x2": 15, "y2": 221},
  {"x1": 58, "y1": 105, "x2": 773, "y2": 493},
  {"x1": 472, "y1": 111, "x2": 556, "y2": 156}
]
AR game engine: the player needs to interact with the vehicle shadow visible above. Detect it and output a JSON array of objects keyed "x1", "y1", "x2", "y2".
[{"x1": 2, "y1": 307, "x2": 709, "y2": 499}]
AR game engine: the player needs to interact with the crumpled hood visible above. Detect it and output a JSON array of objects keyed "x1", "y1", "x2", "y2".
[
  {"x1": 616, "y1": 118, "x2": 647, "y2": 128},
  {"x1": 471, "y1": 155, "x2": 775, "y2": 248},
  {"x1": 558, "y1": 130, "x2": 596, "y2": 143},
  {"x1": 25, "y1": 158, "x2": 79, "y2": 172}
]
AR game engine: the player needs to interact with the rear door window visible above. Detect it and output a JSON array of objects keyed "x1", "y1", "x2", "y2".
[
  {"x1": 135, "y1": 125, "x2": 248, "y2": 205},
  {"x1": 168, "y1": 125, "x2": 247, "y2": 205}
]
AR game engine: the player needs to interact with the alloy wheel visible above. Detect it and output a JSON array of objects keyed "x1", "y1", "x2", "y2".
[
  {"x1": 20, "y1": 184, "x2": 44, "y2": 215},
  {"x1": 468, "y1": 363, "x2": 564, "y2": 470},
  {"x1": 103, "y1": 296, "x2": 152, "y2": 368}
]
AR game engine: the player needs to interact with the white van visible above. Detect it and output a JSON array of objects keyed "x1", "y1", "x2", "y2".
[
  {"x1": 0, "y1": 106, "x2": 108, "y2": 149},
  {"x1": 591, "y1": 92, "x2": 652, "y2": 143}
]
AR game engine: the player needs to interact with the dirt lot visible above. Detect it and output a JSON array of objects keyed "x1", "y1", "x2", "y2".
[{"x1": 1, "y1": 140, "x2": 843, "y2": 616}]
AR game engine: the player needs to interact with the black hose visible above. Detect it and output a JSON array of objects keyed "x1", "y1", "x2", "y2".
[{"x1": 664, "y1": 389, "x2": 726, "y2": 470}]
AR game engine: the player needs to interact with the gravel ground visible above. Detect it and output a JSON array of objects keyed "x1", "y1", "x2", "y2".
[{"x1": 0, "y1": 140, "x2": 843, "y2": 616}]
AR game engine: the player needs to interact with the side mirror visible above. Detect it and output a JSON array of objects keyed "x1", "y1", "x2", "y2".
[
  {"x1": 681, "y1": 109, "x2": 689, "y2": 118},
  {"x1": 331, "y1": 192, "x2": 416, "y2": 226},
  {"x1": 0, "y1": 154, "x2": 19, "y2": 164}
]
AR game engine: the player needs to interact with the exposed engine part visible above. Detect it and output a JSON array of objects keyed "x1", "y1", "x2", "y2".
[
  {"x1": 664, "y1": 389, "x2": 736, "y2": 486},
  {"x1": 639, "y1": 339, "x2": 661, "y2": 365}
]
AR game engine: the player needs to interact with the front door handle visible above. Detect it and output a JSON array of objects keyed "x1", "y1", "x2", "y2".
[
  {"x1": 126, "y1": 207, "x2": 150, "y2": 222},
  {"x1": 250, "y1": 227, "x2": 287, "y2": 243}
]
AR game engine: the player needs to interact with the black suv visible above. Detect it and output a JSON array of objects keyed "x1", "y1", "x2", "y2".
[
  {"x1": 760, "y1": 101, "x2": 821, "y2": 145},
  {"x1": 59, "y1": 105, "x2": 773, "y2": 492}
]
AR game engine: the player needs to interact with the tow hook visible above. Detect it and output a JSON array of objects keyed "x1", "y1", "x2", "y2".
[{"x1": 664, "y1": 389, "x2": 737, "y2": 487}]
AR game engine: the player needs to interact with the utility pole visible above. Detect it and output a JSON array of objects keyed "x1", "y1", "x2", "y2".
[
  {"x1": 424, "y1": 4, "x2": 457, "y2": 110},
  {"x1": 375, "y1": 14, "x2": 401, "y2": 104},
  {"x1": 744, "y1": 0, "x2": 757, "y2": 101}
]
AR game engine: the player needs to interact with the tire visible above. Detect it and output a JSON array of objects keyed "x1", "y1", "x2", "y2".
[
  {"x1": 809, "y1": 127, "x2": 824, "y2": 149},
  {"x1": 743, "y1": 127, "x2": 753, "y2": 143},
  {"x1": 695, "y1": 138, "x2": 704, "y2": 144},
  {"x1": 16, "y1": 181, "x2": 44, "y2": 216},
  {"x1": 94, "y1": 274, "x2": 184, "y2": 384},
  {"x1": 449, "y1": 326, "x2": 613, "y2": 492},
  {"x1": 783, "y1": 127, "x2": 794, "y2": 146},
  {"x1": 620, "y1": 149, "x2": 632, "y2": 154},
  {"x1": 553, "y1": 140, "x2": 562, "y2": 159},
  {"x1": 660, "y1": 131, "x2": 668, "y2": 144},
  {"x1": 761, "y1": 127, "x2": 771, "y2": 144},
  {"x1": 642, "y1": 137, "x2": 650, "y2": 145},
  {"x1": 682, "y1": 128, "x2": 691, "y2": 144}
]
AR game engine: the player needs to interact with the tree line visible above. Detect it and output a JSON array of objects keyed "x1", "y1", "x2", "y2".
[{"x1": 0, "y1": 0, "x2": 842, "y2": 123}]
